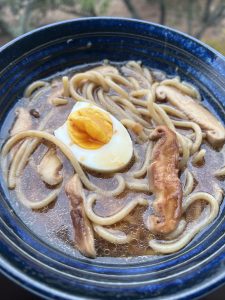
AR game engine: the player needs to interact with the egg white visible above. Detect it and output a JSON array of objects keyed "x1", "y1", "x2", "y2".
[{"x1": 54, "y1": 102, "x2": 133, "y2": 172}]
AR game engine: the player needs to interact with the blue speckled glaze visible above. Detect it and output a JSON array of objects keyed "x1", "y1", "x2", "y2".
[{"x1": 0, "y1": 17, "x2": 225, "y2": 300}]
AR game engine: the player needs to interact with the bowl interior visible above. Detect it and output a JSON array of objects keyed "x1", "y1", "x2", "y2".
[{"x1": 0, "y1": 17, "x2": 225, "y2": 300}]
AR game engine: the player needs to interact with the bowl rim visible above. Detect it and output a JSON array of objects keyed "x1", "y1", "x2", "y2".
[
  {"x1": 1, "y1": 16, "x2": 225, "y2": 62},
  {"x1": 1, "y1": 16, "x2": 225, "y2": 300}
]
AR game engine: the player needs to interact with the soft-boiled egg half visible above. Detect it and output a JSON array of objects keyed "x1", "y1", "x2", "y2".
[{"x1": 54, "y1": 102, "x2": 133, "y2": 172}]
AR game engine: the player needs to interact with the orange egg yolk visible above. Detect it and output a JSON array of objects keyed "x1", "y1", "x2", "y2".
[{"x1": 67, "y1": 107, "x2": 113, "y2": 149}]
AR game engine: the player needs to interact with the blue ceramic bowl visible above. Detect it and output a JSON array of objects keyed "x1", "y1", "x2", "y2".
[{"x1": 1, "y1": 17, "x2": 225, "y2": 300}]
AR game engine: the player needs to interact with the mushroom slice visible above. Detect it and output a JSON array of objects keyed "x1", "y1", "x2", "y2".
[
  {"x1": 10, "y1": 108, "x2": 32, "y2": 136},
  {"x1": 65, "y1": 174, "x2": 96, "y2": 258},
  {"x1": 37, "y1": 148, "x2": 63, "y2": 186},
  {"x1": 156, "y1": 85, "x2": 225, "y2": 146},
  {"x1": 147, "y1": 126, "x2": 182, "y2": 235}
]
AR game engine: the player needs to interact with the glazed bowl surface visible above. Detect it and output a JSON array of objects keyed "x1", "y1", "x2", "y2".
[{"x1": 0, "y1": 17, "x2": 225, "y2": 300}]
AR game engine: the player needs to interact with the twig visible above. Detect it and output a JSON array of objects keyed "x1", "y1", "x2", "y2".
[
  {"x1": 159, "y1": 0, "x2": 166, "y2": 25},
  {"x1": 20, "y1": 0, "x2": 35, "y2": 34},
  {"x1": 195, "y1": 2, "x2": 225, "y2": 39},
  {"x1": 187, "y1": 0, "x2": 194, "y2": 35},
  {"x1": 123, "y1": 0, "x2": 141, "y2": 19},
  {"x1": 202, "y1": 0, "x2": 213, "y2": 22}
]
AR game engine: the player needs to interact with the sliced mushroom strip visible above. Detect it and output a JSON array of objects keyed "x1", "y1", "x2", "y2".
[
  {"x1": 8, "y1": 107, "x2": 33, "y2": 166},
  {"x1": 37, "y1": 148, "x2": 63, "y2": 186},
  {"x1": 10, "y1": 108, "x2": 32, "y2": 136},
  {"x1": 65, "y1": 174, "x2": 96, "y2": 258},
  {"x1": 147, "y1": 126, "x2": 182, "y2": 234},
  {"x1": 156, "y1": 85, "x2": 225, "y2": 146}
]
